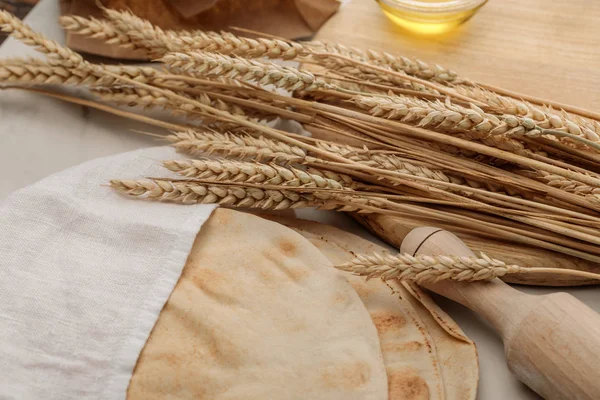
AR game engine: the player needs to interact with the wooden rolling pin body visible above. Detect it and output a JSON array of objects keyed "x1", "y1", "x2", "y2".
[{"x1": 401, "y1": 227, "x2": 600, "y2": 400}]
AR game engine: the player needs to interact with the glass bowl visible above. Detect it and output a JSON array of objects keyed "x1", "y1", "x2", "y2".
[{"x1": 376, "y1": 0, "x2": 488, "y2": 35}]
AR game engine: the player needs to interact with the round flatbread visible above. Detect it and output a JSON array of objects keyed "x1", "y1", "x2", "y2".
[
  {"x1": 127, "y1": 209, "x2": 388, "y2": 399},
  {"x1": 266, "y1": 214, "x2": 479, "y2": 400}
]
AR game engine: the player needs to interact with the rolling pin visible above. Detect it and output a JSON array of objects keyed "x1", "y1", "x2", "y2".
[{"x1": 401, "y1": 227, "x2": 600, "y2": 400}]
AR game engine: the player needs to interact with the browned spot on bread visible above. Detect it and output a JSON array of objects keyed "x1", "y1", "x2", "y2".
[
  {"x1": 320, "y1": 361, "x2": 372, "y2": 389},
  {"x1": 189, "y1": 268, "x2": 238, "y2": 304},
  {"x1": 381, "y1": 340, "x2": 424, "y2": 353},
  {"x1": 261, "y1": 248, "x2": 310, "y2": 283},
  {"x1": 287, "y1": 265, "x2": 310, "y2": 282},
  {"x1": 388, "y1": 367, "x2": 429, "y2": 400},
  {"x1": 164, "y1": 353, "x2": 181, "y2": 367},
  {"x1": 278, "y1": 238, "x2": 298, "y2": 257},
  {"x1": 191, "y1": 268, "x2": 226, "y2": 290},
  {"x1": 371, "y1": 312, "x2": 407, "y2": 334},
  {"x1": 205, "y1": 333, "x2": 247, "y2": 368}
]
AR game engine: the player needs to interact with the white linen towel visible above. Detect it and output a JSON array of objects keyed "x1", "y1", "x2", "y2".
[{"x1": 0, "y1": 146, "x2": 216, "y2": 400}]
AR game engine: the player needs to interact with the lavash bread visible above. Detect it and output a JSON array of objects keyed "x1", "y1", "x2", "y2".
[
  {"x1": 267, "y1": 215, "x2": 479, "y2": 400},
  {"x1": 127, "y1": 209, "x2": 388, "y2": 399}
]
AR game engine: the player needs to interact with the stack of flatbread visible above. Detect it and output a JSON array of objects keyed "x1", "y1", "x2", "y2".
[{"x1": 128, "y1": 209, "x2": 478, "y2": 399}]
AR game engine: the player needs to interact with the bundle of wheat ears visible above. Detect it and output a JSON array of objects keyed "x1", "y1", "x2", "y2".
[{"x1": 2, "y1": 8, "x2": 600, "y2": 284}]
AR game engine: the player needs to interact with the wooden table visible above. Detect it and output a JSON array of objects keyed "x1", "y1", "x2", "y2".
[{"x1": 316, "y1": 0, "x2": 600, "y2": 111}]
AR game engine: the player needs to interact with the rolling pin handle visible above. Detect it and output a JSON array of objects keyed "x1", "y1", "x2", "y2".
[{"x1": 401, "y1": 227, "x2": 600, "y2": 400}]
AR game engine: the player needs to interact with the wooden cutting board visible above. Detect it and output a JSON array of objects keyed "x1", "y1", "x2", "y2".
[{"x1": 314, "y1": 0, "x2": 600, "y2": 111}]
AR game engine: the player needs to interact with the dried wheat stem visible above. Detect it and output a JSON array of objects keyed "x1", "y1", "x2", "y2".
[
  {"x1": 166, "y1": 130, "x2": 308, "y2": 163},
  {"x1": 110, "y1": 178, "x2": 321, "y2": 210},
  {"x1": 161, "y1": 52, "x2": 333, "y2": 92},
  {"x1": 335, "y1": 252, "x2": 600, "y2": 283},
  {"x1": 59, "y1": 15, "x2": 133, "y2": 47},
  {"x1": 162, "y1": 159, "x2": 349, "y2": 189},
  {"x1": 304, "y1": 40, "x2": 465, "y2": 85}
]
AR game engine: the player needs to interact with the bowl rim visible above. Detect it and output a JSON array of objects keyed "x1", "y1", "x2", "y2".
[{"x1": 378, "y1": 0, "x2": 488, "y2": 13}]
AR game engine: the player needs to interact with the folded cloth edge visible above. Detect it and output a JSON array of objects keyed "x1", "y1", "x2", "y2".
[{"x1": 0, "y1": 146, "x2": 217, "y2": 399}]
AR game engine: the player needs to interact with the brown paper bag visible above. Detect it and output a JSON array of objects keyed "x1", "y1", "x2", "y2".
[{"x1": 60, "y1": 0, "x2": 340, "y2": 60}]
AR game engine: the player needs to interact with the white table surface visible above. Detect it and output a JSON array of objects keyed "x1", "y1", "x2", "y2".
[{"x1": 1, "y1": 1, "x2": 598, "y2": 399}]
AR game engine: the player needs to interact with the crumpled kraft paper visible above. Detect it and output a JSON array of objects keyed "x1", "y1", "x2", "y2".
[{"x1": 60, "y1": 0, "x2": 340, "y2": 60}]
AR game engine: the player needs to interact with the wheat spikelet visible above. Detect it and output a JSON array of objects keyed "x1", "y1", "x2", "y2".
[
  {"x1": 59, "y1": 15, "x2": 133, "y2": 47},
  {"x1": 162, "y1": 159, "x2": 348, "y2": 189},
  {"x1": 305, "y1": 40, "x2": 463, "y2": 85},
  {"x1": 335, "y1": 252, "x2": 522, "y2": 283},
  {"x1": 166, "y1": 130, "x2": 307, "y2": 163},
  {"x1": 110, "y1": 178, "x2": 320, "y2": 210},
  {"x1": 161, "y1": 52, "x2": 332, "y2": 92},
  {"x1": 0, "y1": 11, "x2": 87, "y2": 69}
]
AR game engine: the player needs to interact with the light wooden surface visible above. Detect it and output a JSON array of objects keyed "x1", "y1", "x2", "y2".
[
  {"x1": 317, "y1": 0, "x2": 600, "y2": 111},
  {"x1": 401, "y1": 228, "x2": 600, "y2": 400}
]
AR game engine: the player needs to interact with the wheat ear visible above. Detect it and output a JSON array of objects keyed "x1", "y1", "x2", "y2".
[
  {"x1": 110, "y1": 179, "x2": 321, "y2": 210},
  {"x1": 162, "y1": 159, "x2": 349, "y2": 189},
  {"x1": 161, "y1": 52, "x2": 332, "y2": 92},
  {"x1": 102, "y1": 8, "x2": 309, "y2": 59},
  {"x1": 457, "y1": 86, "x2": 600, "y2": 144},
  {"x1": 166, "y1": 130, "x2": 307, "y2": 163},
  {"x1": 336, "y1": 252, "x2": 523, "y2": 282},
  {"x1": 529, "y1": 170, "x2": 600, "y2": 203},
  {"x1": 0, "y1": 58, "x2": 163, "y2": 86},
  {"x1": 335, "y1": 252, "x2": 600, "y2": 283},
  {"x1": 304, "y1": 40, "x2": 463, "y2": 85},
  {"x1": 0, "y1": 11, "x2": 87, "y2": 69},
  {"x1": 59, "y1": 15, "x2": 133, "y2": 47},
  {"x1": 92, "y1": 87, "x2": 249, "y2": 118}
]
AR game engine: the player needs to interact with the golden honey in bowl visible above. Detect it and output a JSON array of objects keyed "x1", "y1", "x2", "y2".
[{"x1": 377, "y1": 0, "x2": 488, "y2": 35}]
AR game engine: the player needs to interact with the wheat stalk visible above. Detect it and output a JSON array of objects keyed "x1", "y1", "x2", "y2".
[
  {"x1": 59, "y1": 15, "x2": 133, "y2": 48},
  {"x1": 102, "y1": 8, "x2": 309, "y2": 60},
  {"x1": 110, "y1": 178, "x2": 324, "y2": 210},
  {"x1": 0, "y1": 11, "x2": 88, "y2": 69},
  {"x1": 92, "y1": 87, "x2": 250, "y2": 118},
  {"x1": 529, "y1": 170, "x2": 600, "y2": 203},
  {"x1": 457, "y1": 86, "x2": 600, "y2": 144},
  {"x1": 304, "y1": 40, "x2": 464, "y2": 85},
  {"x1": 162, "y1": 159, "x2": 349, "y2": 189},
  {"x1": 351, "y1": 95, "x2": 532, "y2": 153},
  {"x1": 335, "y1": 252, "x2": 523, "y2": 282},
  {"x1": 166, "y1": 130, "x2": 308, "y2": 163},
  {"x1": 161, "y1": 52, "x2": 333, "y2": 92},
  {"x1": 335, "y1": 252, "x2": 600, "y2": 283}
]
